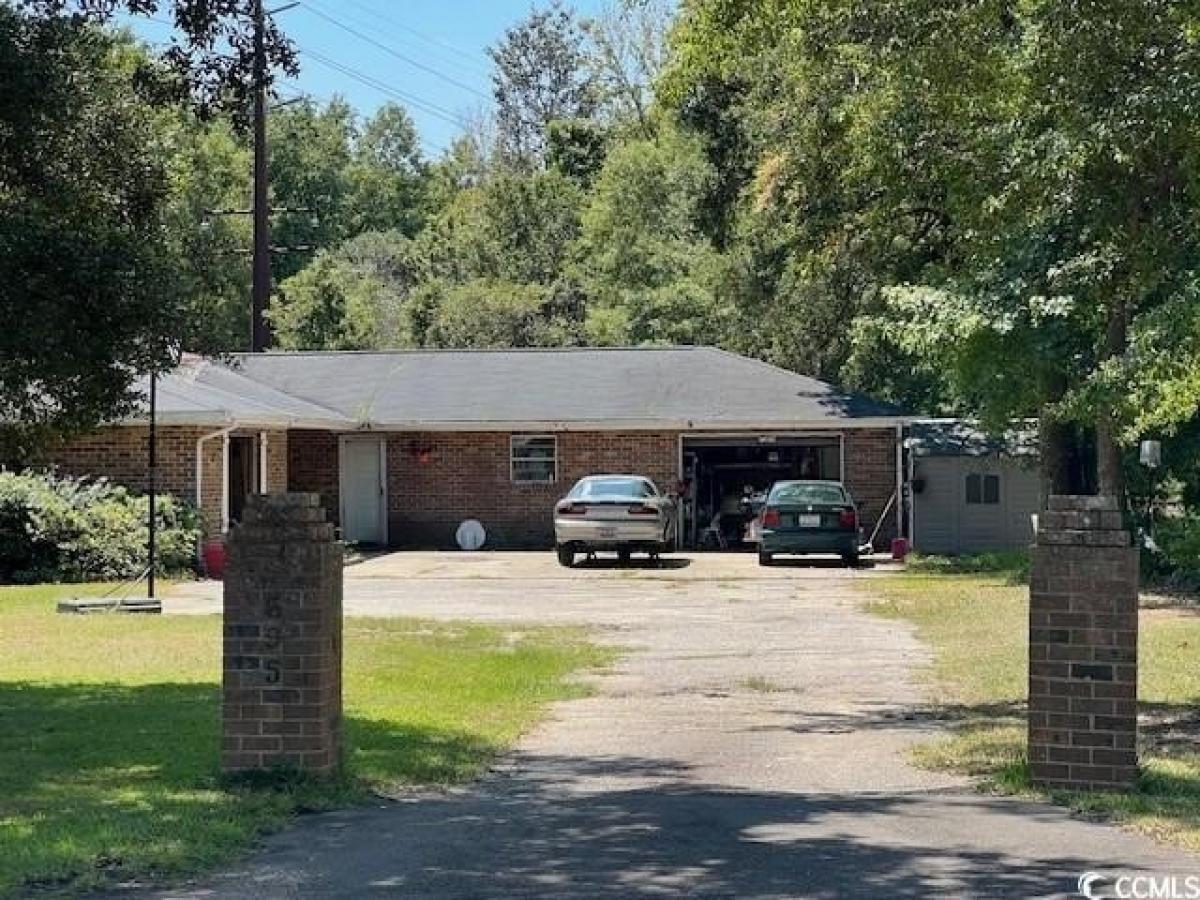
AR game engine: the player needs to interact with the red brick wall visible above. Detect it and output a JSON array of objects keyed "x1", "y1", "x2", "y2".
[
  {"x1": 385, "y1": 431, "x2": 680, "y2": 547},
  {"x1": 261, "y1": 429, "x2": 288, "y2": 493},
  {"x1": 843, "y1": 427, "x2": 900, "y2": 545},
  {"x1": 287, "y1": 430, "x2": 340, "y2": 526}
]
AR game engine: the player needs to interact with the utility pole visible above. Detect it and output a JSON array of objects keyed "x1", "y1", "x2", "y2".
[{"x1": 251, "y1": 0, "x2": 271, "y2": 353}]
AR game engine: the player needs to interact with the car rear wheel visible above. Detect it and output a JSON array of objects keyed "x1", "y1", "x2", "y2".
[
  {"x1": 556, "y1": 544, "x2": 576, "y2": 568},
  {"x1": 758, "y1": 551, "x2": 774, "y2": 566}
]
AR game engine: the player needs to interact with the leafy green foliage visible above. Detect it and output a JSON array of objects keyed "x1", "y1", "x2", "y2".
[
  {"x1": 19, "y1": 0, "x2": 297, "y2": 121},
  {"x1": 1146, "y1": 515, "x2": 1200, "y2": 590},
  {"x1": 420, "y1": 280, "x2": 586, "y2": 349},
  {"x1": 0, "y1": 471, "x2": 199, "y2": 583},
  {"x1": 0, "y1": 11, "x2": 182, "y2": 448},
  {"x1": 272, "y1": 231, "x2": 422, "y2": 350},
  {"x1": 576, "y1": 125, "x2": 724, "y2": 344},
  {"x1": 490, "y1": 1, "x2": 598, "y2": 168}
]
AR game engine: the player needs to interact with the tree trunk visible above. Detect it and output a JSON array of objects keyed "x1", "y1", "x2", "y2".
[{"x1": 1096, "y1": 297, "x2": 1128, "y2": 503}]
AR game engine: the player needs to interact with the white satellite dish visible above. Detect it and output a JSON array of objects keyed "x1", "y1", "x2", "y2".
[{"x1": 456, "y1": 519, "x2": 486, "y2": 551}]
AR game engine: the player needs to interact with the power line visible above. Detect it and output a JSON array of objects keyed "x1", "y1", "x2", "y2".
[
  {"x1": 313, "y1": 0, "x2": 492, "y2": 78},
  {"x1": 297, "y1": 2, "x2": 489, "y2": 101},
  {"x1": 299, "y1": 45, "x2": 467, "y2": 128}
]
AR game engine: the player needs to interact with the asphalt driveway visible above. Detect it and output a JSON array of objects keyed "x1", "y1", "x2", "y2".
[{"x1": 148, "y1": 552, "x2": 1197, "y2": 898}]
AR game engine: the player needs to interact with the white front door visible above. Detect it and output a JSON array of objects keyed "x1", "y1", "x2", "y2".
[{"x1": 340, "y1": 437, "x2": 386, "y2": 545}]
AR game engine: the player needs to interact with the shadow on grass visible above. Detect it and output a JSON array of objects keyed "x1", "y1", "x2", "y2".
[
  {"x1": 828, "y1": 696, "x2": 1200, "y2": 847},
  {"x1": 0, "y1": 681, "x2": 495, "y2": 897}
]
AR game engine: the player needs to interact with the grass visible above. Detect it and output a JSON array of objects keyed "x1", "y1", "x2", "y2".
[
  {"x1": 866, "y1": 568, "x2": 1200, "y2": 850},
  {"x1": 739, "y1": 676, "x2": 790, "y2": 693},
  {"x1": 0, "y1": 583, "x2": 610, "y2": 898}
]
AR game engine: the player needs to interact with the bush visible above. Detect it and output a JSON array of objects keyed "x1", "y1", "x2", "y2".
[
  {"x1": 0, "y1": 471, "x2": 199, "y2": 583},
  {"x1": 1146, "y1": 514, "x2": 1200, "y2": 590}
]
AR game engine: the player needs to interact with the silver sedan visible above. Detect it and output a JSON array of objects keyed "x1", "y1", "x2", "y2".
[{"x1": 553, "y1": 475, "x2": 676, "y2": 567}]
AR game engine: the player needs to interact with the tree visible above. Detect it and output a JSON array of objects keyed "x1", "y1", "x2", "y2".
[
  {"x1": 271, "y1": 230, "x2": 422, "y2": 350},
  {"x1": 421, "y1": 169, "x2": 584, "y2": 286},
  {"x1": 345, "y1": 103, "x2": 429, "y2": 237},
  {"x1": 4, "y1": 0, "x2": 296, "y2": 449},
  {"x1": 546, "y1": 118, "x2": 609, "y2": 186},
  {"x1": 489, "y1": 1, "x2": 598, "y2": 168},
  {"x1": 663, "y1": 0, "x2": 1200, "y2": 500},
  {"x1": 267, "y1": 98, "x2": 355, "y2": 284},
  {"x1": 419, "y1": 279, "x2": 586, "y2": 349},
  {"x1": 20, "y1": 0, "x2": 296, "y2": 121},
  {"x1": 583, "y1": 0, "x2": 672, "y2": 133},
  {"x1": 0, "y1": 11, "x2": 182, "y2": 451},
  {"x1": 167, "y1": 115, "x2": 253, "y2": 352},
  {"x1": 574, "y1": 124, "x2": 724, "y2": 345}
]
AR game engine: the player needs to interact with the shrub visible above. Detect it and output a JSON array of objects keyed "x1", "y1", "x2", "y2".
[
  {"x1": 1146, "y1": 514, "x2": 1200, "y2": 590},
  {"x1": 0, "y1": 471, "x2": 199, "y2": 583}
]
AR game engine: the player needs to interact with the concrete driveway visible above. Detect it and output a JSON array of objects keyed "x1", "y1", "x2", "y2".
[{"x1": 152, "y1": 552, "x2": 1196, "y2": 898}]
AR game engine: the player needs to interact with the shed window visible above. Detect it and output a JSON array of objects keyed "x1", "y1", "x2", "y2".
[
  {"x1": 511, "y1": 435, "x2": 557, "y2": 484},
  {"x1": 966, "y1": 473, "x2": 1001, "y2": 505}
]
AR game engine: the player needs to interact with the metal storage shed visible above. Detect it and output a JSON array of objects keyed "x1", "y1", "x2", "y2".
[{"x1": 910, "y1": 420, "x2": 1040, "y2": 554}]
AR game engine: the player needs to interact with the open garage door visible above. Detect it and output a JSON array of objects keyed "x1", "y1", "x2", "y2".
[{"x1": 680, "y1": 434, "x2": 843, "y2": 549}]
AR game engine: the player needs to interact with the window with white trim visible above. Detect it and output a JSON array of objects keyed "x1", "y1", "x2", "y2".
[{"x1": 511, "y1": 435, "x2": 557, "y2": 484}]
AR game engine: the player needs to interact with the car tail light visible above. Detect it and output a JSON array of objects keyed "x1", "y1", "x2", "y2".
[
  {"x1": 627, "y1": 503, "x2": 659, "y2": 515},
  {"x1": 762, "y1": 507, "x2": 781, "y2": 528},
  {"x1": 839, "y1": 508, "x2": 857, "y2": 529},
  {"x1": 558, "y1": 502, "x2": 588, "y2": 515}
]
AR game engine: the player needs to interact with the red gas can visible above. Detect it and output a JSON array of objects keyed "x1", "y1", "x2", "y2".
[{"x1": 891, "y1": 537, "x2": 909, "y2": 561}]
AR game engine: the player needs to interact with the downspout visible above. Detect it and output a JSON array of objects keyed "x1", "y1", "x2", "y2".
[
  {"x1": 895, "y1": 423, "x2": 904, "y2": 541},
  {"x1": 196, "y1": 425, "x2": 237, "y2": 542},
  {"x1": 907, "y1": 437, "x2": 916, "y2": 549},
  {"x1": 259, "y1": 430, "x2": 268, "y2": 493}
]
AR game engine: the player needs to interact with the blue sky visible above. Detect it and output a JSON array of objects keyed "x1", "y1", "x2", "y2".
[{"x1": 132, "y1": 0, "x2": 607, "y2": 157}]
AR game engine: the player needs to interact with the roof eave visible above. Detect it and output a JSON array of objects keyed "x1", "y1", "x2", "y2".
[{"x1": 348, "y1": 416, "x2": 910, "y2": 432}]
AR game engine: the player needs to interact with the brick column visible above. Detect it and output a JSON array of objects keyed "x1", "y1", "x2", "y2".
[
  {"x1": 1028, "y1": 495, "x2": 1138, "y2": 790},
  {"x1": 222, "y1": 493, "x2": 343, "y2": 775}
]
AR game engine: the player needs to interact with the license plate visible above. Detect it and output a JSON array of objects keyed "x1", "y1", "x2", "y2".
[
  {"x1": 597, "y1": 526, "x2": 618, "y2": 538},
  {"x1": 797, "y1": 514, "x2": 821, "y2": 528}
]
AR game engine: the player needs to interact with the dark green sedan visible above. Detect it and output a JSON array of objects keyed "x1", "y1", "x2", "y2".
[{"x1": 757, "y1": 480, "x2": 861, "y2": 566}]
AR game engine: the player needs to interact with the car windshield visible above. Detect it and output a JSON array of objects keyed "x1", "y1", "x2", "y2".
[
  {"x1": 570, "y1": 477, "x2": 657, "y2": 499},
  {"x1": 770, "y1": 482, "x2": 847, "y2": 505}
]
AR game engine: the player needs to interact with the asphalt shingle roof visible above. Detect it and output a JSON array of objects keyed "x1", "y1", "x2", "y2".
[
  {"x1": 218, "y1": 346, "x2": 904, "y2": 429},
  {"x1": 128, "y1": 356, "x2": 352, "y2": 428}
]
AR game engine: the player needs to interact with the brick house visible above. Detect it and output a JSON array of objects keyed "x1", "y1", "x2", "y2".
[{"x1": 48, "y1": 347, "x2": 908, "y2": 549}]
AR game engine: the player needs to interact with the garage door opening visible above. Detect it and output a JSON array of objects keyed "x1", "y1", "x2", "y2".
[{"x1": 680, "y1": 435, "x2": 843, "y2": 549}]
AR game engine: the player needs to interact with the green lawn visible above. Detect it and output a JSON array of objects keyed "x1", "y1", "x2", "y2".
[
  {"x1": 0, "y1": 583, "x2": 610, "y2": 898},
  {"x1": 866, "y1": 569, "x2": 1200, "y2": 851}
]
